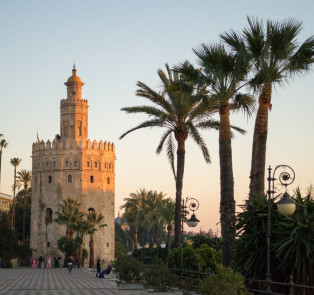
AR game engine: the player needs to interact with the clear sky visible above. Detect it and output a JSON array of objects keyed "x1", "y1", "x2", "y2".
[{"x1": 1, "y1": 0, "x2": 314, "y2": 234}]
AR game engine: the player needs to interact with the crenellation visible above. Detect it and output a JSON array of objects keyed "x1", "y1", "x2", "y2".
[
  {"x1": 46, "y1": 140, "x2": 51, "y2": 149},
  {"x1": 92, "y1": 140, "x2": 97, "y2": 149}
]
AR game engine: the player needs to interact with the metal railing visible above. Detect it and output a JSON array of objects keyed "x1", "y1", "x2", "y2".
[{"x1": 245, "y1": 277, "x2": 314, "y2": 295}]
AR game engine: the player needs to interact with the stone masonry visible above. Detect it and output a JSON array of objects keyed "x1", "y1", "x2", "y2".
[{"x1": 30, "y1": 66, "x2": 115, "y2": 265}]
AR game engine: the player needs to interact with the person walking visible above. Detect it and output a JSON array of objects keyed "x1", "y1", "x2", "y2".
[{"x1": 96, "y1": 258, "x2": 101, "y2": 277}]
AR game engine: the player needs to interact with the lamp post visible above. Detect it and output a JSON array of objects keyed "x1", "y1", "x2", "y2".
[
  {"x1": 181, "y1": 197, "x2": 200, "y2": 272},
  {"x1": 266, "y1": 165, "x2": 296, "y2": 294}
]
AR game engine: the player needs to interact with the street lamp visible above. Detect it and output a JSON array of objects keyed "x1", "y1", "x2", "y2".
[
  {"x1": 181, "y1": 197, "x2": 200, "y2": 271},
  {"x1": 266, "y1": 165, "x2": 296, "y2": 294}
]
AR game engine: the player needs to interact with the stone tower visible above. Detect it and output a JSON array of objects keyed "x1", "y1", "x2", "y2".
[{"x1": 30, "y1": 66, "x2": 115, "y2": 265}]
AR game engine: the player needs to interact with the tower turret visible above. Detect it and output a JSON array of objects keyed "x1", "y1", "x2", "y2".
[{"x1": 60, "y1": 66, "x2": 88, "y2": 142}]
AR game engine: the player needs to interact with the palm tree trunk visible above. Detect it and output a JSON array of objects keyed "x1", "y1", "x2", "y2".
[
  {"x1": 11, "y1": 167, "x2": 17, "y2": 228},
  {"x1": 23, "y1": 185, "x2": 28, "y2": 244},
  {"x1": 133, "y1": 227, "x2": 138, "y2": 249},
  {"x1": 219, "y1": 104, "x2": 235, "y2": 267},
  {"x1": 89, "y1": 232, "x2": 95, "y2": 268},
  {"x1": 154, "y1": 224, "x2": 159, "y2": 244},
  {"x1": 167, "y1": 225, "x2": 172, "y2": 255},
  {"x1": 249, "y1": 83, "x2": 272, "y2": 199},
  {"x1": 175, "y1": 139, "x2": 186, "y2": 247}
]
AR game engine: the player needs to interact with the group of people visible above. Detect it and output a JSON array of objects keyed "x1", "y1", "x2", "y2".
[
  {"x1": 96, "y1": 258, "x2": 112, "y2": 278},
  {"x1": 31, "y1": 255, "x2": 80, "y2": 269},
  {"x1": 31, "y1": 255, "x2": 57, "y2": 268}
]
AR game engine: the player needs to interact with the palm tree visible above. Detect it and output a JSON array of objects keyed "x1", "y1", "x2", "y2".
[
  {"x1": 55, "y1": 198, "x2": 84, "y2": 242},
  {"x1": 10, "y1": 158, "x2": 22, "y2": 228},
  {"x1": 121, "y1": 188, "x2": 151, "y2": 249},
  {"x1": 159, "y1": 198, "x2": 175, "y2": 254},
  {"x1": 73, "y1": 218, "x2": 90, "y2": 266},
  {"x1": 176, "y1": 47, "x2": 254, "y2": 266},
  {"x1": 0, "y1": 137, "x2": 8, "y2": 190},
  {"x1": 120, "y1": 64, "x2": 218, "y2": 247},
  {"x1": 16, "y1": 169, "x2": 32, "y2": 243},
  {"x1": 144, "y1": 190, "x2": 167, "y2": 244},
  {"x1": 220, "y1": 17, "x2": 314, "y2": 198},
  {"x1": 86, "y1": 211, "x2": 106, "y2": 268}
]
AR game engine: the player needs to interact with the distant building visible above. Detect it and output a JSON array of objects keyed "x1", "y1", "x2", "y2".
[
  {"x1": 115, "y1": 212, "x2": 130, "y2": 231},
  {"x1": 0, "y1": 193, "x2": 13, "y2": 212},
  {"x1": 30, "y1": 66, "x2": 115, "y2": 264}
]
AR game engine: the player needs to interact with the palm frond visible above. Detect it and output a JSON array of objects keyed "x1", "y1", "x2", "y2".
[{"x1": 119, "y1": 118, "x2": 165, "y2": 139}]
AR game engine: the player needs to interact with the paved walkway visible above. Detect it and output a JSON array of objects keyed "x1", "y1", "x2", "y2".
[{"x1": 0, "y1": 267, "x2": 119, "y2": 295}]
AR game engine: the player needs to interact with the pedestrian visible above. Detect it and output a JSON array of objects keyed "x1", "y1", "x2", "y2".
[
  {"x1": 46, "y1": 257, "x2": 52, "y2": 268},
  {"x1": 54, "y1": 256, "x2": 58, "y2": 268},
  {"x1": 31, "y1": 259, "x2": 37, "y2": 268},
  {"x1": 38, "y1": 255, "x2": 44, "y2": 268},
  {"x1": 96, "y1": 258, "x2": 101, "y2": 277}
]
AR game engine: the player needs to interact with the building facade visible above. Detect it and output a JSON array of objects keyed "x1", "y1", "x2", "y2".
[
  {"x1": 30, "y1": 67, "x2": 115, "y2": 264},
  {"x1": 0, "y1": 192, "x2": 12, "y2": 212}
]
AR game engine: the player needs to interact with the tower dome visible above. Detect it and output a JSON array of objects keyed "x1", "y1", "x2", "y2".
[{"x1": 66, "y1": 65, "x2": 83, "y2": 84}]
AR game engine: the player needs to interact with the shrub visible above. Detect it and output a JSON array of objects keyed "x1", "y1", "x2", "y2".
[
  {"x1": 113, "y1": 255, "x2": 144, "y2": 284},
  {"x1": 143, "y1": 260, "x2": 177, "y2": 292},
  {"x1": 199, "y1": 265, "x2": 250, "y2": 295}
]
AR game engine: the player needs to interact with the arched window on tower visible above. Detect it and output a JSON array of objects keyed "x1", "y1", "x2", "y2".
[
  {"x1": 90, "y1": 176, "x2": 94, "y2": 183},
  {"x1": 107, "y1": 177, "x2": 110, "y2": 184},
  {"x1": 45, "y1": 208, "x2": 53, "y2": 224},
  {"x1": 48, "y1": 176, "x2": 52, "y2": 183},
  {"x1": 65, "y1": 161, "x2": 69, "y2": 168},
  {"x1": 68, "y1": 175, "x2": 72, "y2": 183}
]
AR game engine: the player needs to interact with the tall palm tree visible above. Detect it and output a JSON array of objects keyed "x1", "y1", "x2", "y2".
[
  {"x1": 0, "y1": 137, "x2": 8, "y2": 190},
  {"x1": 86, "y1": 211, "x2": 106, "y2": 268},
  {"x1": 16, "y1": 169, "x2": 32, "y2": 243},
  {"x1": 55, "y1": 198, "x2": 84, "y2": 242},
  {"x1": 159, "y1": 198, "x2": 175, "y2": 254},
  {"x1": 120, "y1": 64, "x2": 218, "y2": 247},
  {"x1": 176, "y1": 47, "x2": 254, "y2": 266},
  {"x1": 220, "y1": 17, "x2": 314, "y2": 198},
  {"x1": 10, "y1": 158, "x2": 22, "y2": 228}
]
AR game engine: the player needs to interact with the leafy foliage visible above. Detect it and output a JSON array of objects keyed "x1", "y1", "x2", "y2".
[
  {"x1": 199, "y1": 265, "x2": 250, "y2": 295},
  {"x1": 114, "y1": 255, "x2": 144, "y2": 284},
  {"x1": 235, "y1": 188, "x2": 314, "y2": 287},
  {"x1": 167, "y1": 244, "x2": 221, "y2": 273},
  {"x1": 143, "y1": 260, "x2": 177, "y2": 292}
]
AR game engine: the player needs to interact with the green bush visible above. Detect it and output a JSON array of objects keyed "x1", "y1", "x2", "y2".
[
  {"x1": 167, "y1": 244, "x2": 221, "y2": 273},
  {"x1": 113, "y1": 255, "x2": 144, "y2": 284},
  {"x1": 199, "y1": 265, "x2": 250, "y2": 295},
  {"x1": 143, "y1": 260, "x2": 177, "y2": 292}
]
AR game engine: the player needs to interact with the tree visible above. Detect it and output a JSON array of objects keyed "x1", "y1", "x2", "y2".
[
  {"x1": 54, "y1": 198, "x2": 84, "y2": 242},
  {"x1": 0, "y1": 136, "x2": 8, "y2": 190},
  {"x1": 220, "y1": 17, "x2": 314, "y2": 198},
  {"x1": 10, "y1": 158, "x2": 22, "y2": 229},
  {"x1": 120, "y1": 64, "x2": 218, "y2": 247},
  {"x1": 86, "y1": 211, "x2": 106, "y2": 268},
  {"x1": 16, "y1": 169, "x2": 32, "y2": 243},
  {"x1": 235, "y1": 188, "x2": 314, "y2": 291},
  {"x1": 159, "y1": 198, "x2": 175, "y2": 254},
  {"x1": 121, "y1": 188, "x2": 150, "y2": 249},
  {"x1": 176, "y1": 47, "x2": 254, "y2": 266},
  {"x1": 144, "y1": 190, "x2": 167, "y2": 244}
]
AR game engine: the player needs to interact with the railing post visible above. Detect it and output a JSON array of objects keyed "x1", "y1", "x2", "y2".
[{"x1": 289, "y1": 275, "x2": 294, "y2": 295}]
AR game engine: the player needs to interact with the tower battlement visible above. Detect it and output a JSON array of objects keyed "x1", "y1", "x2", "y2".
[
  {"x1": 32, "y1": 139, "x2": 115, "y2": 153},
  {"x1": 60, "y1": 98, "x2": 88, "y2": 104}
]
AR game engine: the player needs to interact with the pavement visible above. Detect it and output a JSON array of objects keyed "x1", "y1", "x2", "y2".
[{"x1": 0, "y1": 267, "x2": 119, "y2": 295}]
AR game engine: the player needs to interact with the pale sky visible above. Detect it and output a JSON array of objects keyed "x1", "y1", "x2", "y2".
[{"x1": 1, "y1": 1, "x2": 314, "y2": 234}]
